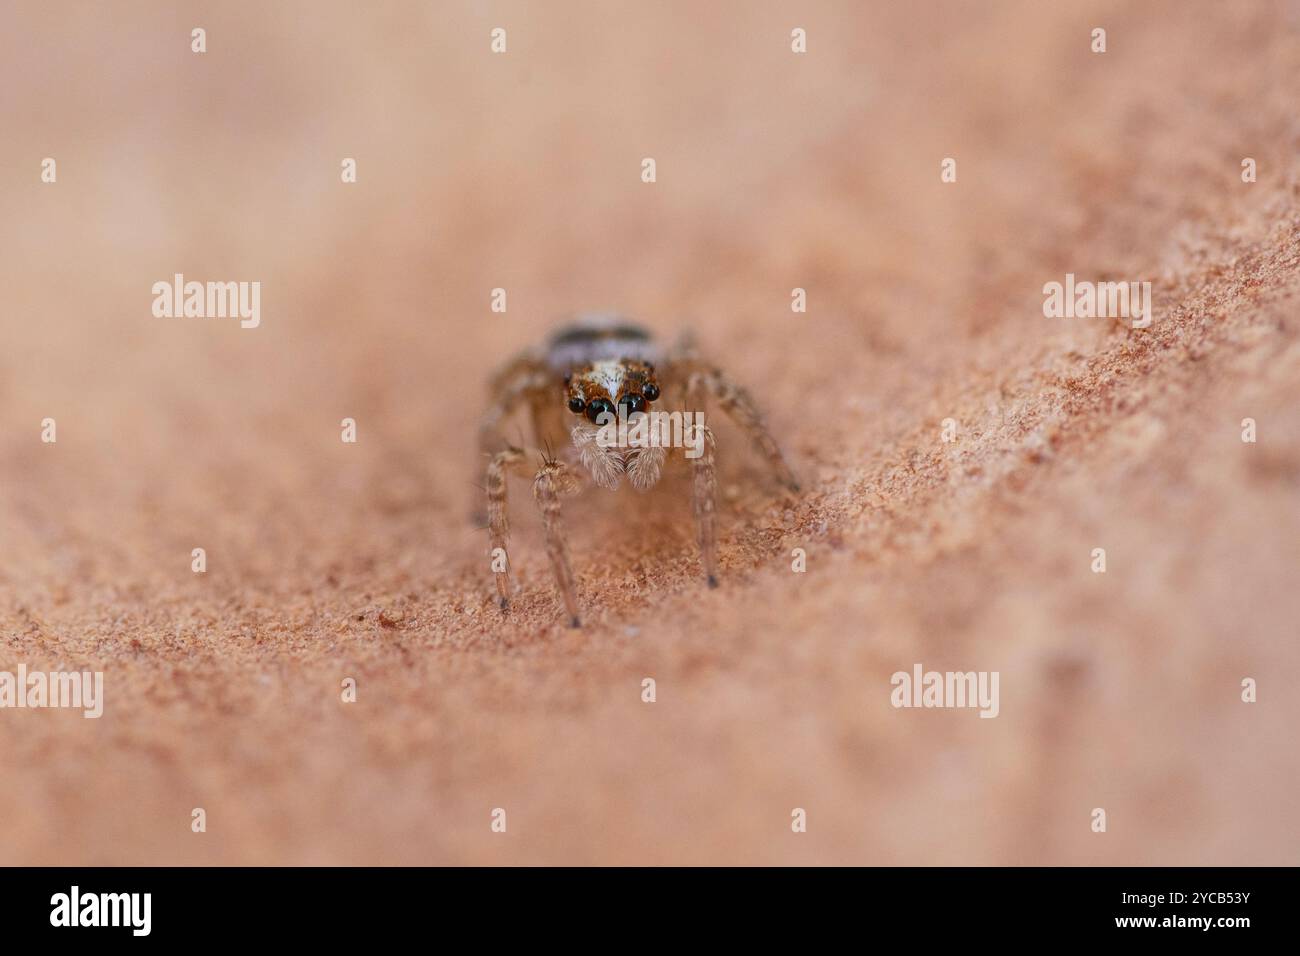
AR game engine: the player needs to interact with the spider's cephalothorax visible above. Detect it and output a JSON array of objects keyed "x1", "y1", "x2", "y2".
[
  {"x1": 555, "y1": 325, "x2": 667, "y2": 493},
  {"x1": 479, "y1": 315, "x2": 798, "y2": 628}
]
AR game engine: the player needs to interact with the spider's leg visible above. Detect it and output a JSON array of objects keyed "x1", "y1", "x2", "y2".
[
  {"x1": 687, "y1": 420, "x2": 719, "y2": 587},
  {"x1": 475, "y1": 354, "x2": 550, "y2": 524},
  {"x1": 485, "y1": 447, "x2": 525, "y2": 609},
  {"x1": 682, "y1": 373, "x2": 720, "y2": 586},
  {"x1": 688, "y1": 366, "x2": 798, "y2": 491},
  {"x1": 479, "y1": 354, "x2": 551, "y2": 456},
  {"x1": 533, "y1": 457, "x2": 583, "y2": 627},
  {"x1": 528, "y1": 390, "x2": 565, "y2": 452}
]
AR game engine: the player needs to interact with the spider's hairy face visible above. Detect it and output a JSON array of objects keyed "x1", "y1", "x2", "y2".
[
  {"x1": 563, "y1": 358, "x2": 660, "y2": 424},
  {"x1": 563, "y1": 358, "x2": 666, "y2": 491}
]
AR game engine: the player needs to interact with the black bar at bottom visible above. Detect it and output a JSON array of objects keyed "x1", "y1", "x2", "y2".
[{"x1": 0, "y1": 866, "x2": 1289, "y2": 942}]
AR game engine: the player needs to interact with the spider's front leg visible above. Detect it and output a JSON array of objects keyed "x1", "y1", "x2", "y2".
[
  {"x1": 674, "y1": 346, "x2": 799, "y2": 492},
  {"x1": 486, "y1": 448, "x2": 583, "y2": 625},
  {"x1": 702, "y1": 368, "x2": 798, "y2": 491},
  {"x1": 690, "y1": 423, "x2": 719, "y2": 587},
  {"x1": 485, "y1": 447, "x2": 525, "y2": 609},
  {"x1": 533, "y1": 457, "x2": 583, "y2": 627},
  {"x1": 684, "y1": 375, "x2": 720, "y2": 587}
]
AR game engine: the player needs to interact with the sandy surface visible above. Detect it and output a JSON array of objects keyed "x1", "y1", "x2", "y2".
[{"x1": 1, "y1": 1, "x2": 1298, "y2": 865}]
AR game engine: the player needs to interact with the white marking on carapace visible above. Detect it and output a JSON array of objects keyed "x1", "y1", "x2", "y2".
[{"x1": 584, "y1": 360, "x2": 626, "y2": 400}]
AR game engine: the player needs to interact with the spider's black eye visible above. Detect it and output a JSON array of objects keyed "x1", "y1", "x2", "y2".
[
  {"x1": 568, "y1": 396, "x2": 585, "y2": 414},
  {"x1": 585, "y1": 397, "x2": 615, "y2": 424},
  {"x1": 619, "y1": 393, "x2": 645, "y2": 414},
  {"x1": 642, "y1": 382, "x2": 660, "y2": 401}
]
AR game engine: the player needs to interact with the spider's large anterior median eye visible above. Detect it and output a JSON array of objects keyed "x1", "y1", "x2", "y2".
[
  {"x1": 642, "y1": 382, "x2": 660, "y2": 401},
  {"x1": 619, "y1": 393, "x2": 646, "y2": 415},
  {"x1": 568, "y1": 396, "x2": 585, "y2": 414},
  {"x1": 585, "y1": 397, "x2": 615, "y2": 424}
]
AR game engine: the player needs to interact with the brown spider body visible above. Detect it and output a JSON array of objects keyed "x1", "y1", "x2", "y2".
[{"x1": 480, "y1": 315, "x2": 797, "y2": 628}]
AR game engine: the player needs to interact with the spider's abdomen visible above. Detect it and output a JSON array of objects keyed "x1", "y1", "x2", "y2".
[{"x1": 545, "y1": 315, "x2": 659, "y2": 373}]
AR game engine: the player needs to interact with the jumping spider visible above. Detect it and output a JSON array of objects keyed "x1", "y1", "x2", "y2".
[{"x1": 480, "y1": 315, "x2": 798, "y2": 627}]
